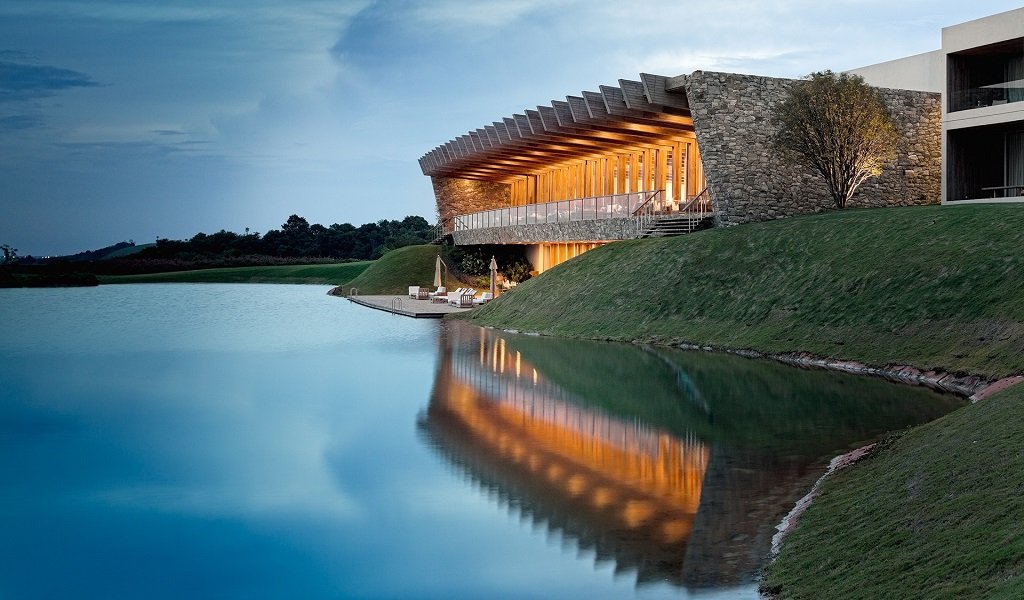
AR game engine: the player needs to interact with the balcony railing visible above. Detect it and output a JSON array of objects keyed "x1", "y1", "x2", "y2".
[
  {"x1": 950, "y1": 78, "x2": 1024, "y2": 112},
  {"x1": 453, "y1": 191, "x2": 670, "y2": 232}
]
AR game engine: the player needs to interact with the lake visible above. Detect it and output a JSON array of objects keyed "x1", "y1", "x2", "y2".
[{"x1": 0, "y1": 285, "x2": 965, "y2": 599}]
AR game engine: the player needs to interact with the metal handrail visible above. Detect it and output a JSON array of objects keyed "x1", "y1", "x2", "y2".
[
  {"x1": 678, "y1": 187, "x2": 711, "y2": 219},
  {"x1": 631, "y1": 190, "x2": 663, "y2": 237},
  {"x1": 349, "y1": 287, "x2": 359, "y2": 296},
  {"x1": 391, "y1": 297, "x2": 403, "y2": 314}
]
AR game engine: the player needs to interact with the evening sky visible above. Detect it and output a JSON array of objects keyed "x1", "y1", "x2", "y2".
[{"x1": 2, "y1": 0, "x2": 1020, "y2": 255}]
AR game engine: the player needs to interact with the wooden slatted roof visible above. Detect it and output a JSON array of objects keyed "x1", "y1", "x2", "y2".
[{"x1": 419, "y1": 73, "x2": 691, "y2": 182}]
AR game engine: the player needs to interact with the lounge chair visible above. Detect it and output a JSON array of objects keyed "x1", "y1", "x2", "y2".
[
  {"x1": 438, "y1": 288, "x2": 462, "y2": 304},
  {"x1": 428, "y1": 286, "x2": 447, "y2": 302},
  {"x1": 473, "y1": 292, "x2": 493, "y2": 305},
  {"x1": 449, "y1": 288, "x2": 476, "y2": 308},
  {"x1": 408, "y1": 286, "x2": 420, "y2": 299}
]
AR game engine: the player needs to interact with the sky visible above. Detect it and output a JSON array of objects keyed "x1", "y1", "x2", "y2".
[{"x1": 1, "y1": 0, "x2": 1021, "y2": 256}]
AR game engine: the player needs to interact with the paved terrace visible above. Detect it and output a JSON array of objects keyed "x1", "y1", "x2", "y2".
[{"x1": 347, "y1": 295, "x2": 474, "y2": 319}]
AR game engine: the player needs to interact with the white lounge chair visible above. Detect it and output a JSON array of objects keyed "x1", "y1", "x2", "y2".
[
  {"x1": 473, "y1": 292, "x2": 493, "y2": 305},
  {"x1": 438, "y1": 288, "x2": 461, "y2": 305},
  {"x1": 428, "y1": 286, "x2": 447, "y2": 299},
  {"x1": 408, "y1": 286, "x2": 420, "y2": 299},
  {"x1": 449, "y1": 288, "x2": 476, "y2": 308}
]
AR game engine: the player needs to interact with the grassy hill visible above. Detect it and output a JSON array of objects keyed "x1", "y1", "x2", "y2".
[
  {"x1": 342, "y1": 244, "x2": 448, "y2": 295},
  {"x1": 449, "y1": 203, "x2": 1024, "y2": 596},
  {"x1": 100, "y1": 262, "x2": 371, "y2": 285},
  {"x1": 761, "y1": 382, "x2": 1024, "y2": 599},
  {"x1": 100, "y1": 242, "x2": 154, "y2": 259},
  {"x1": 460, "y1": 204, "x2": 1024, "y2": 380}
]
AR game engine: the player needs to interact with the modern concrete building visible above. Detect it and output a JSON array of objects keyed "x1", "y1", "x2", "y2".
[
  {"x1": 851, "y1": 7, "x2": 1024, "y2": 204},
  {"x1": 421, "y1": 10, "x2": 1018, "y2": 273}
]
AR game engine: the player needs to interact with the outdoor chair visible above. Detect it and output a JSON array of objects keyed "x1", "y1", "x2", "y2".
[
  {"x1": 473, "y1": 292, "x2": 493, "y2": 305},
  {"x1": 440, "y1": 288, "x2": 463, "y2": 304},
  {"x1": 449, "y1": 288, "x2": 476, "y2": 308}
]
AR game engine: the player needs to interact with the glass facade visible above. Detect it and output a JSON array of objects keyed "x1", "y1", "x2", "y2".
[{"x1": 948, "y1": 37, "x2": 1024, "y2": 112}]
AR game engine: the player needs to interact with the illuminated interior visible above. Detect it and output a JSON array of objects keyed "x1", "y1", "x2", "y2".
[
  {"x1": 420, "y1": 74, "x2": 708, "y2": 272},
  {"x1": 420, "y1": 324, "x2": 710, "y2": 586}
]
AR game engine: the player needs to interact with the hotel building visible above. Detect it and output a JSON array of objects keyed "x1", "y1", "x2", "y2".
[{"x1": 421, "y1": 8, "x2": 1022, "y2": 273}]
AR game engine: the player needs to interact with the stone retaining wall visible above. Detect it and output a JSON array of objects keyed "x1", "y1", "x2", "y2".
[
  {"x1": 451, "y1": 218, "x2": 639, "y2": 245},
  {"x1": 683, "y1": 71, "x2": 941, "y2": 226}
]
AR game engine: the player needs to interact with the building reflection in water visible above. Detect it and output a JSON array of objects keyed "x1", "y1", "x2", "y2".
[
  {"x1": 418, "y1": 322, "x2": 964, "y2": 591},
  {"x1": 420, "y1": 324, "x2": 715, "y2": 589}
]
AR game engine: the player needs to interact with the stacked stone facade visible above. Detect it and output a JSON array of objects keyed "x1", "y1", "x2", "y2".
[
  {"x1": 683, "y1": 71, "x2": 941, "y2": 226},
  {"x1": 431, "y1": 176, "x2": 511, "y2": 228},
  {"x1": 451, "y1": 218, "x2": 638, "y2": 245}
]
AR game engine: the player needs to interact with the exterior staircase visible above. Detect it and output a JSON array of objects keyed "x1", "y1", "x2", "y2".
[{"x1": 638, "y1": 214, "x2": 713, "y2": 238}]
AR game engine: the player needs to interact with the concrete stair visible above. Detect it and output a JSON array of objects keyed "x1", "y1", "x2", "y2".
[{"x1": 639, "y1": 215, "x2": 713, "y2": 238}]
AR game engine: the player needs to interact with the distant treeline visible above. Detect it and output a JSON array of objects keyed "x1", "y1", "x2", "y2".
[
  {"x1": 139, "y1": 214, "x2": 435, "y2": 262},
  {"x1": 5, "y1": 214, "x2": 437, "y2": 280}
]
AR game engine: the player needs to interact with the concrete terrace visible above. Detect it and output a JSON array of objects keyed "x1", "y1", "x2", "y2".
[{"x1": 347, "y1": 295, "x2": 474, "y2": 318}]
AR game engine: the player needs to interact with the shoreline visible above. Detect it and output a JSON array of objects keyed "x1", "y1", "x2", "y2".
[
  {"x1": 491, "y1": 325, "x2": 1017, "y2": 399},
  {"x1": 484, "y1": 323, "x2": 1024, "y2": 596}
]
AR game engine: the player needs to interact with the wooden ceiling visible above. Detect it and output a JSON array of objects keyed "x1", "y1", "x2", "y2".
[{"x1": 419, "y1": 73, "x2": 693, "y2": 182}]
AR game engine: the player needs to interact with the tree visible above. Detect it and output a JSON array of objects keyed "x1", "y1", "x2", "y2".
[
  {"x1": 1, "y1": 244, "x2": 17, "y2": 265},
  {"x1": 773, "y1": 71, "x2": 899, "y2": 209}
]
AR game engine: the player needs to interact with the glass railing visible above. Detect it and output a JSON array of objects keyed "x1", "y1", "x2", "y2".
[
  {"x1": 453, "y1": 191, "x2": 659, "y2": 232},
  {"x1": 950, "y1": 79, "x2": 1024, "y2": 112}
]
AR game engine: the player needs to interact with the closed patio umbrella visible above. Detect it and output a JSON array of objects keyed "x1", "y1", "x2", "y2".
[
  {"x1": 489, "y1": 256, "x2": 498, "y2": 297},
  {"x1": 434, "y1": 255, "x2": 443, "y2": 288}
]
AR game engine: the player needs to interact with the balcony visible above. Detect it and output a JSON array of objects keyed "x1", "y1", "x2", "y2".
[
  {"x1": 446, "y1": 190, "x2": 713, "y2": 245},
  {"x1": 948, "y1": 39, "x2": 1024, "y2": 113}
]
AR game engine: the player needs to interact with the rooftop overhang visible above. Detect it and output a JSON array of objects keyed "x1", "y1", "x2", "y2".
[{"x1": 420, "y1": 73, "x2": 693, "y2": 182}]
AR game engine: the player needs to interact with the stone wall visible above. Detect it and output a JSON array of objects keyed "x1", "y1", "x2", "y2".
[
  {"x1": 431, "y1": 176, "x2": 511, "y2": 228},
  {"x1": 451, "y1": 218, "x2": 639, "y2": 245},
  {"x1": 683, "y1": 71, "x2": 941, "y2": 226}
]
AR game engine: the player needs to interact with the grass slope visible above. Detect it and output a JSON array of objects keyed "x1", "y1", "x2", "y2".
[
  {"x1": 101, "y1": 243, "x2": 155, "y2": 259},
  {"x1": 342, "y1": 244, "x2": 442, "y2": 294},
  {"x1": 761, "y1": 383, "x2": 1024, "y2": 599},
  {"x1": 100, "y1": 262, "x2": 371, "y2": 285},
  {"x1": 461, "y1": 205, "x2": 1024, "y2": 379}
]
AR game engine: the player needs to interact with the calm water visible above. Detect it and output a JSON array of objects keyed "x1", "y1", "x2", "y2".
[{"x1": 0, "y1": 285, "x2": 964, "y2": 599}]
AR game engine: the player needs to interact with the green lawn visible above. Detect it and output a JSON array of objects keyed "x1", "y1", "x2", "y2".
[
  {"x1": 100, "y1": 261, "x2": 371, "y2": 285},
  {"x1": 761, "y1": 382, "x2": 1024, "y2": 599},
  {"x1": 460, "y1": 204, "x2": 1024, "y2": 379},
  {"x1": 342, "y1": 244, "x2": 449, "y2": 295}
]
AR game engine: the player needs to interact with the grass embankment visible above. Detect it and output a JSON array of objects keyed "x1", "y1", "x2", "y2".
[
  {"x1": 99, "y1": 262, "x2": 371, "y2": 285},
  {"x1": 343, "y1": 244, "x2": 451, "y2": 295},
  {"x1": 761, "y1": 383, "x2": 1024, "y2": 599},
  {"x1": 461, "y1": 204, "x2": 1024, "y2": 380}
]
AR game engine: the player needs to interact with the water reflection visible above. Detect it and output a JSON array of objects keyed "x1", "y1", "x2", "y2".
[{"x1": 421, "y1": 322, "x2": 964, "y2": 592}]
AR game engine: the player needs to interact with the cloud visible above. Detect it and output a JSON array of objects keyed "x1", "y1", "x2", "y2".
[
  {"x1": 0, "y1": 114, "x2": 45, "y2": 130},
  {"x1": 0, "y1": 56, "x2": 99, "y2": 102}
]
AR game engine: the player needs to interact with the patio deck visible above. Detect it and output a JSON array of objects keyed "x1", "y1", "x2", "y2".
[{"x1": 346, "y1": 295, "x2": 474, "y2": 318}]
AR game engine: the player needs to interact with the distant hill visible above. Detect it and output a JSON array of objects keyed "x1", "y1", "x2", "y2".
[
  {"x1": 22, "y1": 241, "x2": 151, "y2": 263},
  {"x1": 99, "y1": 243, "x2": 154, "y2": 259}
]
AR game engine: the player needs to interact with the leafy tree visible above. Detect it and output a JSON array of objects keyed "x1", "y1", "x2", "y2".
[
  {"x1": 504, "y1": 259, "x2": 532, "y2": 283},
  {"x1": 773, "y1": 71, "x2": 899, "y2": 209},
  {"x1": 1, "y1": 244, "x2": 18, "y2": 265}
]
